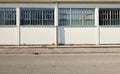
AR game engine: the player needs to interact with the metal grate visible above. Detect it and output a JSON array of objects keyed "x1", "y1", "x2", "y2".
[
  {"x1": 0, "y1": 8, "x2": 16, "y2": 25},
  {"x1": 20, "y1": 8, "x2": 54, "y2": 25},
  {"x1": 99, "y1": 9, "x2": 120, "y2": 25},
  {"x1": 59, "y1": 8, "x2": 94, "y2": 26}
]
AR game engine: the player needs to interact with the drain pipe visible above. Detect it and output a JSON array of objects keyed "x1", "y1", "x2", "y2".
[
  {"x1": 16, "y1": 7, "x2": 21, "y2": 45},
  {"x1": 55, "y1": 3, "x2": 58, "y2": 46}
]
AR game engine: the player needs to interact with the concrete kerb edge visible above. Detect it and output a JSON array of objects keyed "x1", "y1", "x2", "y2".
[
  {"x1": 0, "y1": 45, "x2": 120, "y2": 54},
  {"x1": 1, "y1": 45, "x2": 120, "y2": 49}
]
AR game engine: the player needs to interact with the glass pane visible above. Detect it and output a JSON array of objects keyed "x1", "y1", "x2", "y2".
[
  {"x1": 71, "y1": 9, "x2": 83, "y2": 25},
  {"x1": 99, "y1": 10, "x2": 110, "y2": 25},
  {"x1": 59, "y1": 8, "x2": 94, "y2": 26},
  {"x1": 20, "y1": 8, "x2": 54, "y2": 25},
  {"x1": 59, "y1": 8, "x2": 70, "y2": 26},
  {"x1": 83, "y1": 9, "x2": 95, "y2": 25},
  {"x1": 43, "y1": 9, "x2": 54, "y2": 25},
  {"x1": 0, "y1": 8, "x2": 16, "y2": 25},
  {"x1": 111, "y1": 9, "x2": 120, "y2": 25}
]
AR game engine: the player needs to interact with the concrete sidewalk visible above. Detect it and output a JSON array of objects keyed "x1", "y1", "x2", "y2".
[{"x1": 0, "y1": 45, "x2": 120, "y2": 54}]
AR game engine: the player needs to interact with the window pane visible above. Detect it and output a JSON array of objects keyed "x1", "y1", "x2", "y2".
[
  {"x1": 99, "y1": 9, "x2": 110, "y2": 25},
  {"x1": 99, "y1": 9, "x2": 120, "y2": 25},
  {"x1": 0, "y1": 8, "x2": 16, "y2": 25},
  {"x1": 59, "y1": 8, "x2": 94, "y2": 26},
  {"x1": 83, "y1": 9, "x2": 94, "y2": 25},
  {"x1": 59, "y1": 8, "x2": 70, "y2": 26},
  {"x1": 71, "y1": 9, "x2": 82, "y2": 25},
  {"x1": 43, "y1": 9, "x2": 54, "y2": 25},
  {"x1": 71, "y1": 9, "x2": 94, "y2": 26},
  {"x1": 20, "y1": 8, "x2": 54, "y2": 25},
  {"x1": 111, "y1": 9, "x2": 120, "y2": 25}
]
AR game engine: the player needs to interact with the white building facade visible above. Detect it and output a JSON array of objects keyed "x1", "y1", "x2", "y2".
[{"x1": 0, "y1": 0, "x2": 120, "y2": 45}]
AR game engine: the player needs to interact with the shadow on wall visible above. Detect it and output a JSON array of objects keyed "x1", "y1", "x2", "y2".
[{"x1": 58, "y1": 26, "x2": 65, "y2": 45}]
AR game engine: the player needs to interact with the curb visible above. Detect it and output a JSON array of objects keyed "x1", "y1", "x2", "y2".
[
  {"x1": 1, "y1": 45, "x2": 120, "y2": 48},
  {"x1": 0, "y1": 46, "x2": 120, "y2": 54}
]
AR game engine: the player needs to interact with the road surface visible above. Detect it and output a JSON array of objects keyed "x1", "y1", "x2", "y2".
[{"x1": 0, "y1": 53, "x2": 120, "y2": 74}]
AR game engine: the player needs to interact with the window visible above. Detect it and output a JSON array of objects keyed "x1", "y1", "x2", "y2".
[
  {"x1": 20, "y1": 8, "x2": 54, "y2": 25},
  {"x1": 0, "y1": 8, "x2": 16, "y2": 25},
  {"x1": 59, "y1": 9, "x2": 70, "y2": 26},
  {"x1": 99, "y1": 9, "x2": 120, "y2": 25},
  {"x1": 59, "y1": 8, "x2": 95, "y2": 26}
]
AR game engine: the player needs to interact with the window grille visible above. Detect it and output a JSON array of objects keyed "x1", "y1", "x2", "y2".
[
  {"x1": 58, "y1": 8, "x2": 70, "y2": 26},
  {"x1": 59, "y1": 8, "x2": 94, "y2": 26},
  {"x1": 0, "y1": 8, "x2": 16, "y2": 25},
  {"x1": 20, "y1": 8, "x2": 54, "y2": 25},
  {"x1": 99, "y1": 9, "x2": 120, "y2": 25}
]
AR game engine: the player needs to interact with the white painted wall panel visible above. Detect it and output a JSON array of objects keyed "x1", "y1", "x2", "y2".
[
  {"x1": 21, "y1": 27, "x2": 56, "y2": 45},
  {"x1": 58, "y1": 4, "x2": 120, "y2": 8},
  {"x1": 58, "y1": 27, "x2": 96, "y2": 44},
  {"x1": 0, "y1": 4, "x2": 55, "y2": 8},
  {"x1": 0, "y1": 4, "x2": 120, "y2": 8},
  {"x1": 0, "y1": 27, "x2": 18, "y2": 45},
  {"x1": 100, "y1": 27, "x2": 120, "y2": 44}
]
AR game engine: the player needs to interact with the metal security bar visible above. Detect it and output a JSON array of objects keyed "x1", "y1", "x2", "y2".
[
  {"x1": 59, "y1": 8, "x2": 70, "y2": 26},
  {"x1": 111, "y1": 9, "x2": 120, "y2": 25},
  {"x1": 20, "y1": 8, "x2": 54, "y2": 25},
  {"x1": 0, "y1": 8, "x2": 16, "y2": 25},
  {"x1": 59, "y1": 8, "x2": 95, "y2": 26},
  {"x1": 99, "y1": 9, "x2": 120, "y2": 25}
]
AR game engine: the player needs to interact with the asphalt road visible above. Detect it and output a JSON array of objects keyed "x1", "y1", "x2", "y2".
[{"x1": 0, "y1": 53, "x2": 120, "y2": 74}]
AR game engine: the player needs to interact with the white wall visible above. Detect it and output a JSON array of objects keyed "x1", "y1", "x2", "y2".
[
  {"x1": 58, "y1": 4, "x2": 120, "y2": 8},
  {"x1": 0, "y1": 4, "x2": 55, "y2": 8},
  {"x1": 0, "y1": 4, "x2": 120, "y2": 45},
  {"x1": 0, "y1": 27, "x2": 18, "y2": 45},
  {"x1": 100, "y1": 27, "x2": 120, "y2": 44},
  {"x1": 58, "y1": 27, "x2": 96, "y2": 44},
  {"x1": 20, "y1": 27, "x2": 56, "y2": 45}
]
